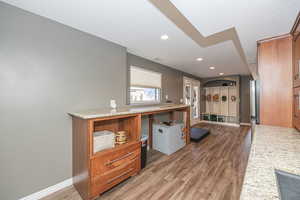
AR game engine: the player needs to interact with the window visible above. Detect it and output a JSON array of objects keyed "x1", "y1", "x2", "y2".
[{"x1": 130, "y1": 66, "x2": 162, "y2": 104}]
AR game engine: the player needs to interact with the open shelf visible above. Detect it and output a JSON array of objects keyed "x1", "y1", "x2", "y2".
[
  {"x1": 201, "y1": 113, "x2": 238, "y2": 124},
  {"x1": 91, "y1": 114, "x2": 141, "y2": 157}
]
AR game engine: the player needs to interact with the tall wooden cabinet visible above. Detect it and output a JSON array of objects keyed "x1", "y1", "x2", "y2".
[
  {"x1": 257, "y1": 13, "x2": 300, "y2": 130},
  {"x1": 292, "y1": 16, "x2": 300, "y2": 130},
  {"x1": 257, "y1": 35, "x2": 293, "y2": 128}
]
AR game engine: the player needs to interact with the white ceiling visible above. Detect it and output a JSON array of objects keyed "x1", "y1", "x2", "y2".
[
  {"x1": 171, "y1": 0, "x2": 300, "y2": 64},
  {"x1": 2, "y1": 0, "x2": 300, "y2": 78}
]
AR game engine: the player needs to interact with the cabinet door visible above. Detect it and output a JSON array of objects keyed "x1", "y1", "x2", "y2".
[
  {"x1": 293, "y1": 87, "x2": 300, "y2": 130},
  {"x1": 293, "y1": 37, "x2": 300, "y2": 87}
]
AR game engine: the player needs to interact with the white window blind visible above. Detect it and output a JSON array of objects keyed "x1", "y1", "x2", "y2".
[{"x1": 130, "y1": 66, "x2": 162, "y2": 88}]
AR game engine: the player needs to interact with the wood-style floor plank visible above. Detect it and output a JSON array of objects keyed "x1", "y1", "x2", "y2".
[{"x1": 42, "y1": 124, "x2": 251, "y2": 200}]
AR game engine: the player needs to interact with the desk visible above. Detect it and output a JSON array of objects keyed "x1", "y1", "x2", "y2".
[{"x1": 68, "y1": 104, "x2": 190, "y2": 200}]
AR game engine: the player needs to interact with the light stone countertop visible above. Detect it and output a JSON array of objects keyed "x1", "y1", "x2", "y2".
[
  {"x1": 240, "y1": 125, "x2": 300, "y2": 200},
  {"x1": 68, "y1": 104, "x2": 189, "y2": 119}
]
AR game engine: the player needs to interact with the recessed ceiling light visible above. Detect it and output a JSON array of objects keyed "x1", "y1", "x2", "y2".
[
  {"x1": 219, "y1": 72, "x2": 224, "y2": 75},
  {"x1": 160, "y1": 34, "x2": 169, "y2": 40},
  {"x1": 209, "y1": 66, "x2": 215, "y2": 70},
  {"x1": 196, "y1": 57, "x2": 203, "y2": 61}
]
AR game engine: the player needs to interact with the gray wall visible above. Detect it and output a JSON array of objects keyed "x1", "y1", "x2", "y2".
[
  {"x1": 0, "y1": 3, "x2": 128, "y2": 200},
  {"x1": 240, "y1": 75, "x2": 251, "y2": 123},
  {"x1": 0, "y1": 3, "x2": 201, "y2": 199}
]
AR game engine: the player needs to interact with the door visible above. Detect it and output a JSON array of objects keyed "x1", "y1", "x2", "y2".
[
  {"x1": 191, "y1": 81, "x2": 200, "y2": 121},
  {"x1": 183, "y1": 77, "x2": 200, "y2": 125}
]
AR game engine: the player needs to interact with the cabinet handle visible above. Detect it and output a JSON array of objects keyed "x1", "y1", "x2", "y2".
[
  {"x1": 105, "y1": 152, "x2": 134, "y2": 166},
  {"x1": 106, "y1": 168, "x2": 134, "y2": 184}
]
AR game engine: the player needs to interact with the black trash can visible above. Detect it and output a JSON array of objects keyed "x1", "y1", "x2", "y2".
[{"x1": 141, "y1": 135, "x2": 148, "y2": 169}]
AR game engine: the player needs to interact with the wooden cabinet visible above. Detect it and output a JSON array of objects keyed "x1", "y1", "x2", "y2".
[
  {"x1": 257, "y1": 35, "x2": 293, "y2": 128},
  {"x1": 72, "y1": 114, "x2": 141, "y2": 200},
  {"x1": 90, "y1": 151, "x2": 140, "y2": 197},
  {"x1": 90, "y1": 142, "x2": 140, "y2": 177},
  {"x1": 70, "y1": 105, "x2": 191, "y2": 200},
  {"x1": 293, "y1": 35, "x2": 300, "y2": 131},
  {"x1": 292, "y1": 14, "x2": 300, "y2": 131}
]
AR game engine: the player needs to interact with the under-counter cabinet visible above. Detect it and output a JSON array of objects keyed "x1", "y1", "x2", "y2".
[
  {"x1": 69, "y1": 104, "x2": 191, "y2": 200},
  {"x1": 71, "y1": 114, "x2": 141, "y2": 200}
]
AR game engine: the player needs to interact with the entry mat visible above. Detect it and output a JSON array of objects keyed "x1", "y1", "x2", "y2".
[{"x1": 275, "y1": 169, "x2": 300, "y2": 200}]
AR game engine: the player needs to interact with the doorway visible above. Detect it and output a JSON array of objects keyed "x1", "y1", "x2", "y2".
[{"x1": 183, "y1": 77, "x2": 201, "y2": 125}]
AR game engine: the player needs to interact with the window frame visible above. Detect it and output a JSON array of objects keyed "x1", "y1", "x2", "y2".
[{"x1": 129, "y1": 66, "x2": 162, "y2": 105}]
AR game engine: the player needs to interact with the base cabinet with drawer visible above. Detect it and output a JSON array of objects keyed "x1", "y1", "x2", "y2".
[{"x1": 71, "y1": 114, "x2": 142, "y2": 200}]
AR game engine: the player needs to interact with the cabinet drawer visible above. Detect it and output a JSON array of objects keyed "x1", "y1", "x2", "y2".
[
  {"x1": 90, "y1": 157, "x2": 140, "y2": 197},
  {"x1": 91, "y1": 142, "x2": 140, "y2": 177}
]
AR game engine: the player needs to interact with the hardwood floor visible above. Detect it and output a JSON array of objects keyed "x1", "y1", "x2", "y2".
[{"x1": 42, "y1": 124, "x2": 251, "y2": 200}]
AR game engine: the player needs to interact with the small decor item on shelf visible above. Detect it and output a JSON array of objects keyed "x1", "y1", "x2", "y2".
[
  {"x1": 222, "y1": 96, "x2": 227, "y2": 102},
  {"x1": 206, "y1": 94, "x2": 211, "y2": 102},
  {"x1": 115, "y1": 130, "x2": 127, "y2": 145},
  {"x1": 93, "y1": 130, "x2": 115, "y2": 153},
  {"x1": 213, "y1": 94, "x2": 219, "y2": 102},
  {"x1": 231, "y1": 95, "x2": 237, "y2": 102}
]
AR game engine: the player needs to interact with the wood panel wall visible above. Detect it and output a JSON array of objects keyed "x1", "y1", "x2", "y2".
[{"x1": 258, "y1": 35, "x2": 293, "y2": 128}]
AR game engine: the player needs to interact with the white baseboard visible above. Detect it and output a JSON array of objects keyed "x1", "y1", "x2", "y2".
[
  {"x1": 19, "y1": 178, "x2": 73, "y2": 200},
  {"x1": 240, "y1": 122, "x2": 251, "y2": 126},
  {"x1": 200, "y1": 120, "x2": 240, "y2": 127}
]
